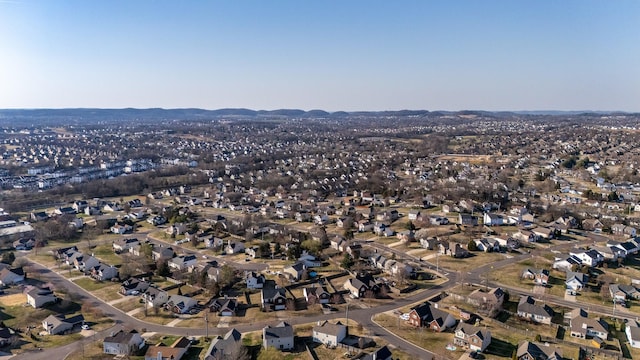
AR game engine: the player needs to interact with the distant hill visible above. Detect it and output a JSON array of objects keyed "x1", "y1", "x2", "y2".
[{"x1": 0, "y1": 108, "x2": 635, "y2": 126}]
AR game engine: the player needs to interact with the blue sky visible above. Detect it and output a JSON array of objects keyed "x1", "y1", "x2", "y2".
[{"x1": 1, "y1": 1, "x2": 639, "y2": 111}]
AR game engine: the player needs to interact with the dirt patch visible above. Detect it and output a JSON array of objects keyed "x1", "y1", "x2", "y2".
[{"x1": 0, "y1": 293, "x2": 26, "y2": 306}]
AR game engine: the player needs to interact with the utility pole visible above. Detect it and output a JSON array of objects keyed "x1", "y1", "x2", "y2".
[
  {"x1": 345, "y1": 303, "x2": 349, "y2": 336},
  {"x1": 205, "y1": 309, "x2": 209, "y2": 338}
]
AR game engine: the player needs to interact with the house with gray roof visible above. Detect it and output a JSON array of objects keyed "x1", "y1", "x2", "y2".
[
  {"x1": 517, "y1": 296, "x2": 554, "y2": 325},
  {"x1": 312, "y1": 320, "x2": 346, "y2": 347},
  {"x1": 263, "y1": 321, "x2": 294, "y2": 350},
  {"x1": 103, "y1": 329, "x2": 145, "y2": 355},
  {"x1": 204, "y1": 328, "x2": 242, "y2": 360}
]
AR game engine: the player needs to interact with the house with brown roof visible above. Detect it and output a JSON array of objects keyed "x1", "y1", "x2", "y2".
[
  {"x1": 516, "y1": 341, "x2": 562, "y2": 360},
  {"x1": 407, "y1": 302, "x2": 456, "y2": 332},
  {"x1": 144, "y1": 336, "x2": 190, "y2": 360},
  {"x1": 453, "y1": 323, "x2": 492, "y2": 352}
]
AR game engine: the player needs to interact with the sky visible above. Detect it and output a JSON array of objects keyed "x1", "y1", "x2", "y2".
[{"x1": 1, "y1": 1, "x2": 639, "y2": 112}]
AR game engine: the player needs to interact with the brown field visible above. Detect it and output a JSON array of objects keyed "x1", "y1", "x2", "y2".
[{"x1": 0, "y1": 293, "x2": 26, "y2": 306}]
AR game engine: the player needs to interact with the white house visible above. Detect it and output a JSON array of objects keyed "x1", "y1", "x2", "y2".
[
  {"x1": 245, "y1": 271, "x2": 266, "y2": 289},
  {"x1": 263, "y1": 322, "x2": 294, "y2": 350},
  {"x1": 168, "y1": 255, "x2": 198, "y2": 271},
  {"x1": 569, "y1": 250, "x2": 604, "y2": 267},
  {"x1": 312, "y1": 321, "x2": 346, "y2": 347},
  {"x1": 103, "y1": 330, "x2": 145, "y2": 355},
  {"x1": 626, "y1": 320, "x2": 640, "y2": 349}
]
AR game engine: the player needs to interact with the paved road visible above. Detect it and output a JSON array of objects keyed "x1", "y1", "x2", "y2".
[
  {"x1": 13, "y1": 228, "x2": 632, "y2": 359},
  {"x1": 18, "y1": 257, "x2": 452, "y2": 359}
]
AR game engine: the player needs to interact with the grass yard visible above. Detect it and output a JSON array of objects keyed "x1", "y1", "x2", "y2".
[
  {"x1": 89, "y1": 284, "x2": 123, "y2": 302},
  {"x1": 0, "y1": 293, "x2": 26, "y2": 306},
  {"x1": 73, "y1": 277, "x2": 117, "y2": 292},
  {"x1": 437, "y1": 252, "x2": 508, "y2": 272},
  {"x1": 87, "y1": 243, "x2": 123, "y2": 266},
  {"x1": 174, "y1": 316, "x2": 206, "y2": 328},
  {"x1": 132, "y1": 310, "x2": 179, "y2": 325},
  {"x1": 374, "y1": 312, "x2": 462, "y2": 359},
  {"x1": 113, "y1": 298, "x2": 142, "y2": 313}
]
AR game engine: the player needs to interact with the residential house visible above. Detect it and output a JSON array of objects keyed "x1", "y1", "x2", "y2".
[
  {"x1": 521, "y1": 268, "x2": 549, "y2": 286},
  {"x1": 429, "y1": 216, "x2": 449, "y2": 225},
  {"x1": 454, "y1": 323, "x2": 492, "y2": 352},
  {"x1": 373, "y1": 222, "x2": 388, "y2": 236},
  {"x1": 147, "y1": 215, "x2": 167, "y2": 226},
  {"x1": 396, "y1": 230, "x2": 415, "y2": 242},
  {"x1": 467, "y1": 287, "x2": 505, "y2": 311},
  {"x1": 567, "y1": 308, "x2": 608, "y2": 340},
  {"x1": 343, "y1": 274, "x2": 381, "y2": 299},
  {"x1": 245, "y1": 271, "x2": 266, "y2": 290},
  {"x1": 102, "y1": 202, "x2": 122, "y2": 212},
  {"x1": 261, "y1": 280, "x2": 287, "y2": 311},
  {"x1": 440, "y1": 242, "x2": 469, "y2": 258},
  {"x1": 358, "y1": 220, "x2": 374, "y2": 232},
  {"x1": 565, "y1": 271, "x2": 589, "y2": 291},
  {"x1": 516, "y1": 341, "x2": 562, "y2": 360},
  {"x1": 569, "y1": 249, "x2": 604, "y2": 267},
  {"x1": 142, "y1": 287, "x2": 169, "y2": 308},
  {"x1": 408, "y1": 209, "x2": 422, "y2": 221},
  {"x1": 608, "y1": 241, "x2": 639, "y2": 258},
  {"x1": 152, "y1": 246, "x2": 175, "y2": 261},
  {"x1": 13, "y1": 237, "x2": 35, "y2": 250},
  {"x1": 26, "y1": 286, "x2": 57, "y2": 308},
  {"x1": 513, "y1": 230, "x2": 538, "y2": 243},
  {"x1": 475, "y1": 238, "x2": 500, "y2": 253},
  {"x1": 483, "y1": 213, "x2": 505, "y2": 226},
  {"x1": 517, "y1": 296, "x2": 554, "y2": 325},
  {"x1": 612, "y1": 224, "x2": 637, "y2": 237},
  {"x1": 407, "y1": 302, "x2": 456, "y2": 332},
  {"x1": 204, "y1": 328, "x2": 242, "y2": 360},
  {"x1": 70, "y1": 252, "x2": 100, "y2": 272},
  {"x1": 120, "y1": 278, "x2": 150, "y2": 295},
  {"x1": 263, "y1": 322, "x2": 294, "y2": 350},
  {"x1": 110, "y1": 223, "x2": 133, "y2": 235},
  {"x1": 420, "y1": 237, "x2": 439, "y2": 250},
  {"x1": 361, "y1": 346, "x2": 393, "y2": 360},
  {"x1": 209, "y1": 297, "x2": 238, "y2": 317},
  {"x1": 347, "y1": 243, "x2": 362, "y2": 258},
  {"x1": 0, "y1": 267, "x2": 24, "y2": 286},
  {"x1": 42, "y1": 314, "x2": 84, "y2": 335},
  {"x1": 168, "y1": 255, "x2": 198, "y2": 271},
  {"x1": 330, "y1": 236, "x2": 346, "y2": 251},
  {"x1": 459, "y1": 213, "x2": 478, "y2": 226},
  {"x1": 552, "y1": 254, "x2": 582, "y2": 272},
  {"x1": 103, "y1": 329, "x2": 145, "y2": 356},
  {"x1": 582, "y1": 219, "x2": 604, "y2": 232},
  {"x1": 303, "y1": 286, "x2": 331, "y2": 305},
  {"x1": 166, "y1": 223, "x2": 188, "y2": 236},
  {"x1": 0, "y1": 327, "x2": 13, "y2": 347},
  {"x1": 312, "y1": 320, "x2": 346, "y2": 347},
  {"x1": 91, "y1": 263, "x2": 119, "y2": 281},
  {"x1": 30, "y1": 211, "x2": 49, "y2": 222},
  {"x1": 298, "y1": 251, "x2": 322, "y2": 268},
  {"x1": 531, "y1": 227, "x2": 554, "y2": 241},
  {"x1": 144, "y1": 336, "x2": 190, "y2": 360},
  {"x1": 283, "y1": 262, "x2": 306, "y2": 281},
  {"x1": 166, "y1": 294, "x2": 198, "y2": 314},
  {"x1": 609, "y1": 284, "x2": 629, "y2": 303},
  {"x1": 113, "y1": 237, "x2": 140, "y2": 253},
  {"x1": 593, "y1": 245, "x2": 623, "y2": 262},
  {"x1": 626, "y1": 320, "x2": 640, "y2": 349},
  {"x1": 619, "y1": 284, "x2": 640, "y2": 300},
  {"x1": 225, "y1": 241, "x2": 245, "y2": 255}
]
